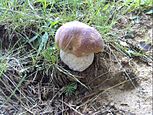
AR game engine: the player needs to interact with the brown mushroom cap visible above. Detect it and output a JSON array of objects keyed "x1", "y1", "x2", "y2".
[{"x1": 55, "y1": 21, "x2": 104, "y2": 57}]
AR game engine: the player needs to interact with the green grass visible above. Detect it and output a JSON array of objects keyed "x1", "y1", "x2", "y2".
[
  {"x1": 0, "y1": 57, "x2": 7, "y2": 77},
  {"x1": 64, "y1": 82, "x2": 77, "y2": 96}
]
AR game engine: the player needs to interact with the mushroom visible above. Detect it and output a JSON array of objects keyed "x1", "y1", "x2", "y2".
[{"x1": 55, "y1": 21, "x2": 104, "y2": 72}]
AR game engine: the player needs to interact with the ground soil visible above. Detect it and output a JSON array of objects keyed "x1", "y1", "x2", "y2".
[
  {"x1": 53, "y1": 13, "x2": 152, "y2": 115},
  {"x1": 0, "y1": 13, "x2": 152, "y2": 115}
]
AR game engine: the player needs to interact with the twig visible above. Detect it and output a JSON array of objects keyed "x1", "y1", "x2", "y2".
[
  {"x1": 59, "y1": 100, "x2": 84, "y2": 115},
  {"x1": 55, "y1": 65, "x2": 89, "y2": 89}
]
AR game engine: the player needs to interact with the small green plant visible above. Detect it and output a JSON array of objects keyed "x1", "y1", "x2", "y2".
[
  {"x1": 42, "y1": 46, "x2": 58, "y2": 64},
  {"x1": 64, "y1": 82, "x2": 77, "y2": 96}
]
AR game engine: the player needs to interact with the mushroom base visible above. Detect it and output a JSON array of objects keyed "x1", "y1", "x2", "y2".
[{"x1": 60, "y1": 50, "x2": 94, "y2": 72}]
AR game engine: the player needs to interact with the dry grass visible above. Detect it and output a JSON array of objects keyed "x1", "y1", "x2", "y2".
[{"x1": 0, "y1": 42, "x2": 140, "y2": 114}]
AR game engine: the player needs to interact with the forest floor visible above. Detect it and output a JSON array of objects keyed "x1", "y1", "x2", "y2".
[{"x1": 0, "y1": 1, "x2": 152, "y2": 115}]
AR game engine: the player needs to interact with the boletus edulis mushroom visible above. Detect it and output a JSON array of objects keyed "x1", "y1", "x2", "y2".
[{"x1": 55, "y1": 21, "x2": 104, "y2": 72}]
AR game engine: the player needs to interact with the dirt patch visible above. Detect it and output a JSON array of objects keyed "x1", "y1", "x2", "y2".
[
  {"x1": 51, "y1": 13, "x2": 152, "y2": 114},
  {"x1": 0, "y1": 12, "x2": 152, "y2": 114}
]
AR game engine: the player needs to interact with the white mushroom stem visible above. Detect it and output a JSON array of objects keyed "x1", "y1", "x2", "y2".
[{"x1": 60, "y1": 50, "x2": 94, "y2": 72}]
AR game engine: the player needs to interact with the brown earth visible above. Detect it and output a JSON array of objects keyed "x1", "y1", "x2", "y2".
[{"x1": 0, "y1": 13, "x2": 152, "y2": 115}]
